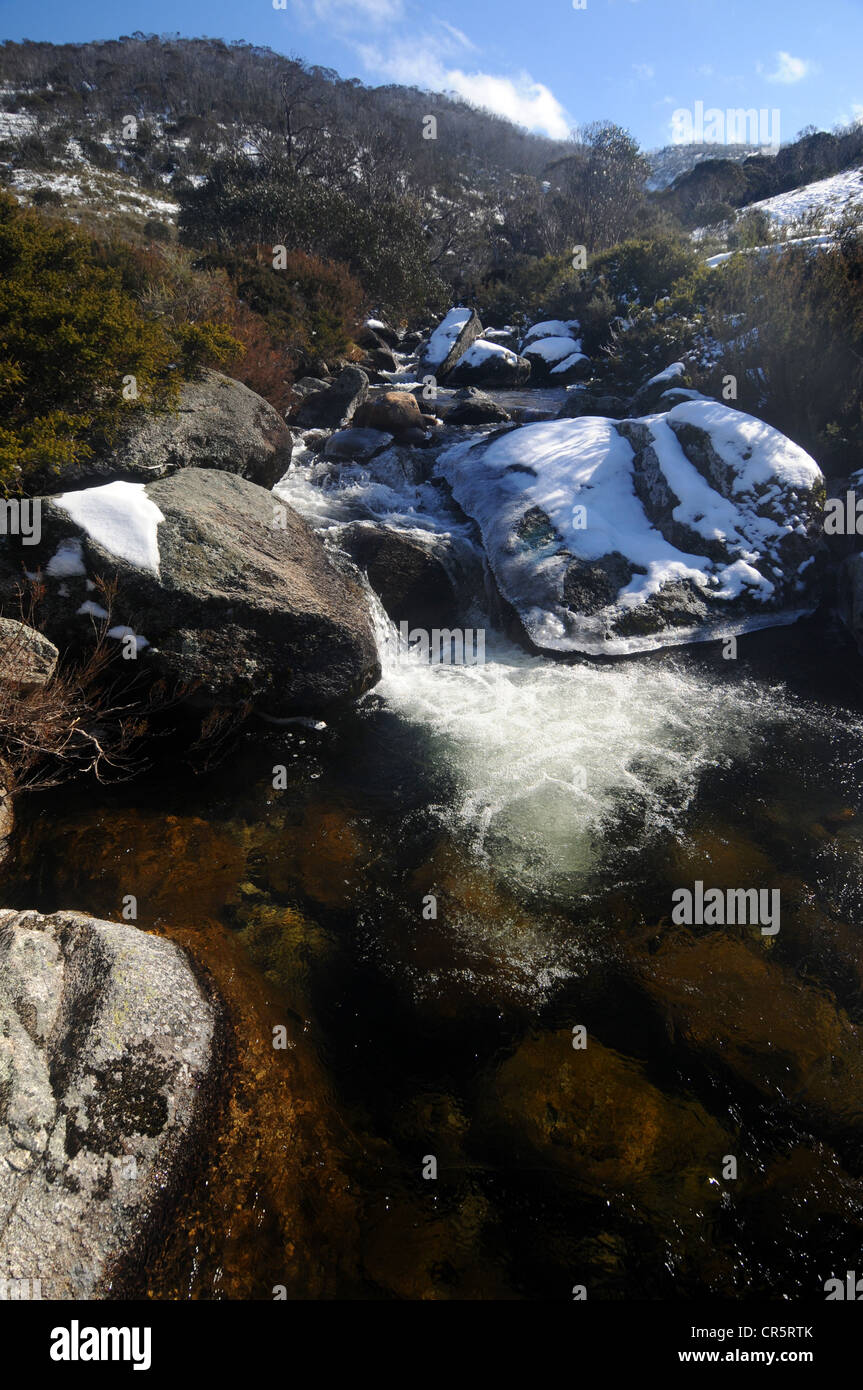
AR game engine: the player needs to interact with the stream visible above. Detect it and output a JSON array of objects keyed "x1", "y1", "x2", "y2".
[{"x1": 4, "y1": 407, "x2": 863, "y2": 1300}]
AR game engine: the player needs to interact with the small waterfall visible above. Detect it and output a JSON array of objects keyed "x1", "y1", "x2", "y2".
[{"x1": 277, "y1": 441, "x2": 837, "y2": 894}]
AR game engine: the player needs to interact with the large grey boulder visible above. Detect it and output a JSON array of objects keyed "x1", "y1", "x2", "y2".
[
  {"x1": 294, "y1": 365, "x2": 369, "y2": 430},
  {"x1": 436, "y1": 401, "x2": 826, "y2": 655},
  {"x1": 0, "y1": 470, "x2": 381, "y2": 715},
  {"x1": 44, "y1": 370, "x2": 294, "y2": 492},
  {"x1": 419, "y1": 307, "x2": 483, "y2": 381},
  {"x1": 0, "y1": 909, "x2": 220, "y2": 1299},
  {"x1": 447, "y1": 341, "x2": 531, "y2": 389},
  {"x1": 340, "y1": 522, "x2": 458, "y2": 631}
]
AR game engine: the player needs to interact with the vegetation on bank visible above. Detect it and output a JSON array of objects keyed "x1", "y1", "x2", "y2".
[{"x1": 0, "y1": 193, "x2": 240, "y2": 491}]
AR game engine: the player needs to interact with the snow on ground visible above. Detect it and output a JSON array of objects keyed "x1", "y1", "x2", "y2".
[
  {"x1": 749, "y1": 165, "x2": 863, "y2": 230},
  {"x1": 9, "y1": 166, "x2": 179, "y2": 219},
  {"x1": 704, "y1": 234, "x2": 834, "y2": 268},
  {"x1": 0, "y1": 110, "x2": 36, "y2": 140},
  {"x1": 55, "y1": 482, "x2": 165, "y2": 575}
]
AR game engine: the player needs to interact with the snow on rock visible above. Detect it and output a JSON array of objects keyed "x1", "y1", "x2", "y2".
[
  {"x1": 646, "y1": 362, "x2": 685, "y2": 388},
  {"x1": 448, "y1": 338, "x2": 531, "y2": 388},
  {"x1": 419, "y1": 306, "x2": 483, "y2": 379},
  {"x1": 524, "y1": 335, "x2": 584, "y2": 364},
  {"x1": 76, "y1": 600, "x2": 109, "y2": 619},
  {"x1": 45, "y1": 538, "x2": 86, "y2": 578},
  {"x1": 436, "y1": 403, "x2": 825, "y2": 655},
  {"x1": 666, "y1": 400, "x2": 823, "y2": 492},
  {"x1": 522, "y1": 327, "x2": 590, "y2": 384},
  {"x1": 54, "y1": 481, "x2": 165, "y2": 575},
  {"x1": 521, "y1": 319, "x2": 580, "y2": 349},
  {"x1": 550, "y1": 350, "x2": 590, "y2": 378},
  {"x1": 107, "y1": 625, "x2": 150, "y2": 651}
]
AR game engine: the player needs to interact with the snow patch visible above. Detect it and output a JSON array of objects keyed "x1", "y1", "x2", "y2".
[{"x1": 55, "y1": 481, "x2": 165, "y2": 574}]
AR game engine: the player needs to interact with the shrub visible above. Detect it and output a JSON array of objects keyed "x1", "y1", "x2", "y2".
[
  {"x1": 177, "y1": 155, "x2": 447, "y2": 322},
  {"x1": 207, "y1": 247, "x2": 364, "y2": 370},
  {"x1": 479, "y1": 254, "x2": 575, "y2": 325},
  {"x1": 727, "y1": 209, "x2": 774, "y2": 250},
  {"x1": 143, "y1": 217, "x2": 173, "y2": 242},
  {"x1": 0, "y1": 194, "x2": 240, "y2": 493},
  {"x1": 682, "y1": 236, "x2": 863, "y2": 474},
  {"x1": 118, "y1": 245, "x2": 296, "y2": 411},
  {"x1": 587, "y1": 235, "x2": 701, "y2": 309},
  {"x1": 31, "y1": 186, "x2": 63, "y2": 207}
]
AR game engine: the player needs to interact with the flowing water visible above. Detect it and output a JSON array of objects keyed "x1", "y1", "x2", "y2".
[{"x1": 5, "y1": 429, "x2": 863, "y2": 1300}]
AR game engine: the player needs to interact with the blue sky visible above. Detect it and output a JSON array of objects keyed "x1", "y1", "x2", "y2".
[{"x1": 2, "y1": 0, "x2": 863, "y2": 148}]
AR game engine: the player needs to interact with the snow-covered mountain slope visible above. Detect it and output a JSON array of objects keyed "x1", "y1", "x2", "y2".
[{"x1": 748, "y1": 166, "x2": 863, "y2": 230}]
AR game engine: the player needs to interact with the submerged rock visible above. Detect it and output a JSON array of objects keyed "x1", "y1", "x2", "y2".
[
  {"x1": 629, "y1": 929, "x2": 863, "y2": 1142},
  {"x1": 0, "y1": 470, "x2": 381, "y2": 715},
  {"x1": 436, "y1": 401, "x2": 826, "y2": 655},
  {"x1": 445, "y1": 388, "x2": 512, "y2": 427},
  {"x1": 0, "y1": 909, "x2": 220, "y2": 1299},
  {"x1": 340, "y1": 522, "x2": 458, "y2": 630},
  {"x1": 478, "y1": 1026, "x2": 729, "y2": 1213}
]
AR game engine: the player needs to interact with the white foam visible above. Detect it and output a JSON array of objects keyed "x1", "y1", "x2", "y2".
[{"x1": 371, "y1": 597, "x2": 783, "y2": 891}]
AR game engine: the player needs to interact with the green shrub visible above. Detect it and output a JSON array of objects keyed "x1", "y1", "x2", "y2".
[
  {"x1": 682, "y1": 236, "x2": 863, "y2": 474},
  {"x1": 727, "y1": 209, "x2": 774, "y2": 250},
  {"x1": 0, "y1": 194, "x2": 240, "y2": 493},
  {"x1": 479, "y1": 254, "x2": 575, "y2": 325},
  {"x1": 588, "y1": 235, "x2": 700, "y2": 309}
]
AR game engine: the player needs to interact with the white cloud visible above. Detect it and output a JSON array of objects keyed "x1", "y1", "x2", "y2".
[
  {"x1": 633, "y1": 63, "x2": 654, "y2": 81},
  {"x1": 308, "y1": 0, "x2": 405, "y2": 22},
  {"x1": 837, "y1": 102, "x2": 863, "y2": 127},
  {"x1": 354, "y1": 23, "x2": 571, "y2": 137},
  {"x1": 445, "y1": 69, "x2": 571, "y2": 137},
  {"x1": 438, "y1": 20, "x2": 478, "y2": 53},
  {"x1": 766, "y1": 51, "x2": 811, "y2": 84}
]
